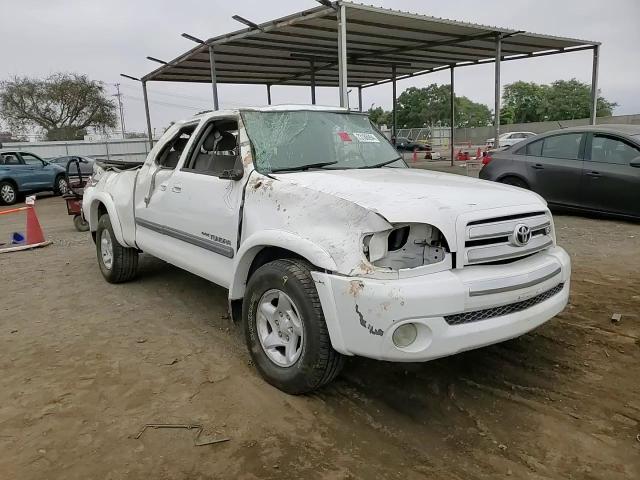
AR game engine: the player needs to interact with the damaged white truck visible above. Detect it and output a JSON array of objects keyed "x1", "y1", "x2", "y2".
[{"x1": 83, "y1": 105, "x2": 571, "y2": 394}]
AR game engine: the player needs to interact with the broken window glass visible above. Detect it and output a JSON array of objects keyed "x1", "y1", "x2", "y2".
[{"x1": 241, "y1": 110, "x2": 405, "y2": 173}]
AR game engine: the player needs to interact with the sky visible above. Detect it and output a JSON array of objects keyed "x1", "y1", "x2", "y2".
[{"x1": 2, "y1": 0, "x2": 639, "y2": 135}]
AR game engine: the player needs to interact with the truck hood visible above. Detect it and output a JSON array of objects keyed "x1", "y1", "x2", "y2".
[{"x1": 272, "y1": 168, "x2": 545, "y2": 224}]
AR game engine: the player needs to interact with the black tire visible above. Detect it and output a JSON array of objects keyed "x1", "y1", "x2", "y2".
[
  {"x1": 54, "y1": 175, "x2": 68, "y2": 195},
  {"x1": 96, "y1": 214, "x2": 138, "y2": 283},
  {"x1": 73, "y1": 214, "x2": 90, "y2": 232},
  {"x1": 243, "y1": 259, "x2": 344, "y2": 394},
  {"x1": 499, "y1": 176, "x2": 529, "y2": 189},
  {"x1": 0, "y1": 181, "x2": 18, "y2": 206}
]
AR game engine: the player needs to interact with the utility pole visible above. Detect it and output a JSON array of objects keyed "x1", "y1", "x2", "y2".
[{"x1": 113, "y1": 83, "x2": 126, "y2": 139}]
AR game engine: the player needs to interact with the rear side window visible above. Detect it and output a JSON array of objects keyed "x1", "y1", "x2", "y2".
[
  {"x1": 541, "y1": 133, "x2": 583, "y2": 160},
  {"x1": 526, "y1": 139, "x2": 543, "y2": 156},
  {"x1": 0, "y1": 153, "x2": 21, "y2": 165},
  {"x1": 591, "y1": 135, "x2": 640, "y2": 165}
]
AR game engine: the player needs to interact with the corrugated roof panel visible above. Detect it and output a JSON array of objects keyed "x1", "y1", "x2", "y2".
[{"x1": 141, "y1": 0, "x2": 598, "y2": 87}]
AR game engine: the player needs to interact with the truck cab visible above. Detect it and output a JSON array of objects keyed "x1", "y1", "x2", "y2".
[{"x1": 83, "y1": 105, "x2": 571, "y2": 394}]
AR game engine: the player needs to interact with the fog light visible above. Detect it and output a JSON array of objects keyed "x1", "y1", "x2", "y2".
[{"x1": 392, "y1": 323, "x2": 418, "y2": 348}]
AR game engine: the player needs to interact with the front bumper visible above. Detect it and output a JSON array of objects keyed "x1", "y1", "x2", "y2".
[{"x1": 312, "y1": 246, "x2": 570, "y2": 362}]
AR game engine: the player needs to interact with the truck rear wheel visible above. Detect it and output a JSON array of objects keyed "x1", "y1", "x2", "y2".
[
  {"x1": 96, "y1": 214, "x2": 138, "y2": 283},
  {"x1": 243, "y1": 259, "x2": 344, "y2": 394}
]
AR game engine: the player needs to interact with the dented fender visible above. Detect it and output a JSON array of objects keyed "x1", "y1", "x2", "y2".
[{"x1": 240, "y1": 172, "x2": 392, "y2": 280}]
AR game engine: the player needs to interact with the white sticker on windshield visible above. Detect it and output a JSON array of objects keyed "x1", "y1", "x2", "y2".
[{"x1": 353, "y1": 132, "x2": 380, "y2": 143}]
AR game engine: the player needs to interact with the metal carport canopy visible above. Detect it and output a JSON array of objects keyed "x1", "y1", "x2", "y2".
[
  {"x1": 134, "y1": 0, "x2": 600, "y2": 158},
  {"x1": 141, "y1": 1, "x2": 598, "y2": 88}
]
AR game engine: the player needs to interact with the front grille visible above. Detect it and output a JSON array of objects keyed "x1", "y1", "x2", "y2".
[
  {"x1": 444, "y1": 283, "x2": 564, "y2": 326},
  {"x1": 463, "y1": 212, "x2": 553, "y2": 266}
]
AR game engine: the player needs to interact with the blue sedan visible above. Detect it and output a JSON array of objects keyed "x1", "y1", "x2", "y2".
[{"x1": 0, "y1": 150, "x2": 68, "y2": 205}]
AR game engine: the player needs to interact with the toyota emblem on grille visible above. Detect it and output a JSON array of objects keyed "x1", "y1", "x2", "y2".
[{"x1": 512, "y1": 224, "x2": 532, "y2": 246}]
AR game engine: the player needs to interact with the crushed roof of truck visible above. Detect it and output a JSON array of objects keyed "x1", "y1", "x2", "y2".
[{"x1": 141, "y1": 1, "x2": 599, "y2": 88}]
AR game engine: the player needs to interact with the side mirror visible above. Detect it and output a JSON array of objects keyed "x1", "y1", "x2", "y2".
[
  {"x1": 630, "y1": 156, "x2": 640, "y2": 168},
  {"x1": 219, "y1": 156, "x2": 244, "y2": 181}
]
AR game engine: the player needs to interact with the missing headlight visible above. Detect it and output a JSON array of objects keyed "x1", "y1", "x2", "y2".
[
  {"x1": 365, "y1": 223, "x2": 449, "y2": 270},
  {"x1": 388, "y1": 226, "x2": 409, "y2": 251}
]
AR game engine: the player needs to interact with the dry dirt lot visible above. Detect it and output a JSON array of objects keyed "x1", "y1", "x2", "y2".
[{"x1": 1, "y1": 195, "x2": 639, "y2": 480}]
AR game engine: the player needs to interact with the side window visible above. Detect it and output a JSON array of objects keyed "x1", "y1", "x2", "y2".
[
  {"x1": 184, "y1": 118, "x2": 239, "y2": 176},
  {"x1": 591, "y1": 135, "x2": 640, "y2": 165},
  {"x1": 1, "y1": 153, "x2": 21, "y2": 165},
  {"x1": 20, "y1": 153, "x2": 45, "y2": 166},
  {"x1": 526, "y1": 139, "x2": 543, "y2": 156},
  {"x1": 541, "y1": 133, "x2": 583, "y2": 160},
  {"x1": 156, "y1": 126, "x2": 196, "y2": 169}
]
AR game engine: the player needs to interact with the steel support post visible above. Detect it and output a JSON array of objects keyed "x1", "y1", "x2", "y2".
[
  {"x1": 392, "y1": 64, "x2": 397, "y2": 139},
  {"x1": 337, "y1": 4, "x2": 348, "y2": 108},
  {"x1": 209, "y1": 45, "x2": 219, "y2": 110},
  {"x1": 358, "y1": 86, "x2": 363, "y2": 112},
  {"x1": 142, "y1": 81, "x2": 153, "y2": 148},
  {"x1": 590, "y1": 45, "x2": 600, "y2": 125},
  {"x1": 266, "y1": 84, "x2": 272, "y2": 105},
  {"x1": 493, "y1": 35, "x2": 502, "y2": 148},
  {"x1": 450, "y1": 66, "x2": 455, "y2": 167},
  {"x1": 310, "y1": 59, "x2": 316, "y2": 105}
]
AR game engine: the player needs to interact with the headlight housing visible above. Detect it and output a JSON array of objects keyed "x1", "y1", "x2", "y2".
[{"x1": 362, "y1": 223, "x2": 449, "y2": 270}]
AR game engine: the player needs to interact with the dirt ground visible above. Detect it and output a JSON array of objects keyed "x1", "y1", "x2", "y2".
[{"x1": 1, "y1": 193, "x2": 639, "y2": 480}]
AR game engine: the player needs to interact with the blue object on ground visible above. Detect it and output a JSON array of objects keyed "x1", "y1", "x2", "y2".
[{"x1": 11, "y1": 232, "x2": 25, "y2": 245}]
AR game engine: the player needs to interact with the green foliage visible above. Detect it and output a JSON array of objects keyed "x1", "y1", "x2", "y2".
[
  {"x1": 0, "y1": 73, "x2": 118, "y2": 140},
  {"x1": 368, "y1": 84, "x2": 492, "y2": 128},
  {"x1": 367, "y1": 106, "x2": 392, "y2": 127},
  {"x1": 501, "y1": 78, "x2": 616, "y2": 124}
]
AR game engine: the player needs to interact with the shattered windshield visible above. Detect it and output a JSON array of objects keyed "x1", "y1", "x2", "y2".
[{"x1": 241, "y1": 110, "x2": 406, "y2": 173}]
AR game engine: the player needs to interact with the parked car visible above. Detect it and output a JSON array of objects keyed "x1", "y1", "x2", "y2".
[
  {"x1": 486, "y1": 131, "x2": 536, "y2": 148},
  {"x1": 394, "y1": 136, "x2": 431, "y2": 152},
  {"x1": 48, "y1": 155, "x2": 95, "y2": 177},
  {"x1": 479, "y1": 125, "x2": 640, "y2": 219},
  {"x1": 83, "y1": 105, "x2": 570, "y2": 394},
  {"x1": 0, "y1": 150, "x2": 68, "y2": 205}
]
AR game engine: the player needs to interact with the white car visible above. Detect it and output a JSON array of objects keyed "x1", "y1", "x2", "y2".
[
  {"x1": 486, "y1": 131, "x2": 536, "y2": 148},
  {"x1": 82, "y1": 105, "x2": 570, "y2": 394}
]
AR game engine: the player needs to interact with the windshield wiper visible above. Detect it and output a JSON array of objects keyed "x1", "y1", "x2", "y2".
[
  {"x1": 270, "y1": 161, "x2": 338, "y2": 173},
  {"x1": 358, "y1": 157, "x2": 403, "y2": 169}
]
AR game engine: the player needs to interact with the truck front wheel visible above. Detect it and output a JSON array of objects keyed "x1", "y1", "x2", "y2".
[
  {"x1": 96, "y1": 214, "x2": 138, "y2": 283},
  {"x1": 243, "y1": 259, "x2": 344, "y2": 394}
]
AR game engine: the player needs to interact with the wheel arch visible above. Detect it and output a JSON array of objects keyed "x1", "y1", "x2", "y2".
[
  {"x1": 229, "y1": 231, "x2": 338, "y2": 302},
  {"x1": 496, "y1": 173, "x2": 530, "y2": 188},
  {"x1": 87, "y1": 194, "x2": 127, "y2": 246}
]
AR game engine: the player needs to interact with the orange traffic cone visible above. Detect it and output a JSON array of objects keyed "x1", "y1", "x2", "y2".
[
  {"x1": 0, "y1": 196, "x2": 50, "y2": 254},
  {"x1": 25, "y1": 205, "x2": 46, "y2": 245}
]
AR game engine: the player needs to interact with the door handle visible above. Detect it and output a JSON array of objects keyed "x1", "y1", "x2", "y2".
[
  {"x1": 586, "y1": 171, "x2": 600, "y2": 177},
  {"x1": 530, "y1": 164, "x2": 544, "y2": 170},
  {"x1": 171, "y1": 184, "x2": 182, "y2": 193}
]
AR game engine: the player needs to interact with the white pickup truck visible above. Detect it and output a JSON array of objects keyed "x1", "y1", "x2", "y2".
[{"x1": 83, "y1": 105, "x2": 571, "y2": 394}]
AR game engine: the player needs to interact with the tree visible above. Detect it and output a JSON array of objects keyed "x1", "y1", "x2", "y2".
[
  {"x1": 543, "y1": 79, "x2": 616, "y2": 121},
  {"x1": 0, "y1": 73, "x2": 118, "y2": 140},
  {"x1": 501, "y1": 78, "x2": 616, "y2": 124},
  {"x1": 367, "y1": 106, "x2": 392, "y2": 127},
  {"x1": 501, "y1": 81, "x2": 547, "y2": 124},
  {"x1": 395, "y1": 84, "x2": 492, "y2": 128}
]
